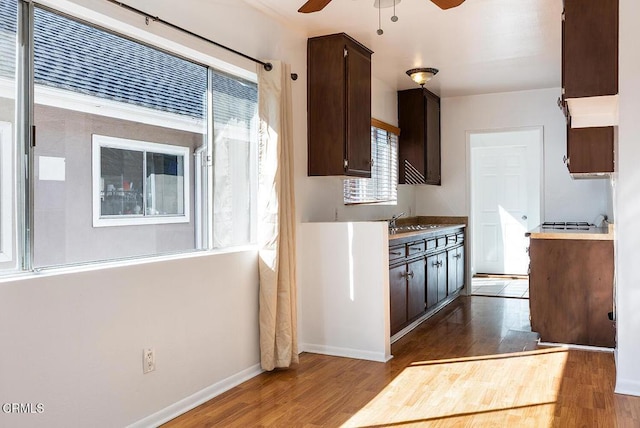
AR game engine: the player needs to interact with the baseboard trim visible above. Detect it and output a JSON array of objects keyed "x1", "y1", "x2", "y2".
[
  {"x1": 301, "y1": 343, "x2": 391, "y2": 363},
  {"x1": 615, "y1": 378, "x2": 640, "y2": 397},
  {"x1": 537, "y1": 341, "x2": 614, "y2": 353},
  {"x1": 127, "y1": 363, "x2": 264, "y2": 428}
]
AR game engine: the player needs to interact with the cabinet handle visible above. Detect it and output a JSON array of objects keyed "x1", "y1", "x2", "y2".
[
  {"x1": 432, "y1": 261, "x2": 439, "y2": 267},
  {"x1": 408, "y1": 271, "x2": 414, "y2": 278},
  {"x1": 390, "y1": 251, "x2": 403, "y2": 256},
  {"x1": 409, "y1": 247, "x2": 422, "y2": 251},
  {"x1": 400, "y1": 271, "x2": 414, "y2": 279},
  {"x1": 438, "y1": 260, "x2": 444, "y2": 267}
]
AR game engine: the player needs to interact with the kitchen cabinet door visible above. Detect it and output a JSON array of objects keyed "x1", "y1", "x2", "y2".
[
  {"x1": 562, "y1": 0, "x2": 618, "y2": 99},
  {"x1": 566, "y1": 126, "x2": 614, "y2": 174},
  {"x1": 307, "y1": 33, "x2": 373, "y2": 177},
  {"x1": 455, "y1": 246, "x2": 465, "y2": 292},
  {"x1": 426, "y1": 254, "x2": 440, "y2": 309},
  {"x1": 397, "y1": 88, "x2": 441, "y2": 185},
  {"x1": 407, "y1": 258, "x2": 427, "y2": 321},
  {"x1": 389, "y1": 264, "x2": 408, "y2": 335},
  {"x1": 447, "y1": 245, "x2": 465, "y2": 295},
  {"x1": 436, "y1": 252, "x2": 447, "y2": 303}
]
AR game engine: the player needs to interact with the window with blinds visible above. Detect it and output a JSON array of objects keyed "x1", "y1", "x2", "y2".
[{"x1": 344, "y1": 125, "x2": 398, "y2": 205}]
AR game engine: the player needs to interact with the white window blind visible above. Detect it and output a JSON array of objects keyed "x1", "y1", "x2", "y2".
[{"x1": 344, "y1": 125, "x2": 398, "y2": 205}]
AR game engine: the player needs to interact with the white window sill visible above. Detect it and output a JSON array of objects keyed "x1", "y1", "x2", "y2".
[{"x1": 0, "y1": 245, "x2": 259, "y2": 283}]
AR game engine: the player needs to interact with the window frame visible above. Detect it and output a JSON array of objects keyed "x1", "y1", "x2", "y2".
[
  {"x1": 0, "y1": 121, "x2": 14, "y2": 265},
  {"x1": 92, "y1": 134, "x2": 191, "y2": 227},
  {"x1": 343, "y1": 120, "x2": 399, "y2": 206}
]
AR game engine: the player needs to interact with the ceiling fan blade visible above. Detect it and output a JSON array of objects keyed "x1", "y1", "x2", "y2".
[
  {"x1": 430, "y1": 0, "x2": 465, "y2": 10},
  {"x1": 298, "y1": 0, "x2": 333, "y2": 13}
]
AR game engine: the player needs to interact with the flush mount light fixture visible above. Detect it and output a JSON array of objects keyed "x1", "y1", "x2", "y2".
[{"x1": 406, "y1": 67, "x2": 439, "y2": 86}]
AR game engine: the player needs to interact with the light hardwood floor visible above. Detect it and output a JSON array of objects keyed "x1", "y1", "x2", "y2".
[{"x1": 163, "y1": 296, "x2": 640, "y2": 427}]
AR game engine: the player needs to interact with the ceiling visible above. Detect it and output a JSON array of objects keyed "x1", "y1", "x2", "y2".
[{"x1": 243, "y1": 0, "x2": 562, "y2": 98}]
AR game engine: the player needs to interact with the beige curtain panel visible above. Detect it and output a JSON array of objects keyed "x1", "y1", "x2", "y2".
[{"x1": 257, "y1": 60, "x2": 299, "y2": 371}]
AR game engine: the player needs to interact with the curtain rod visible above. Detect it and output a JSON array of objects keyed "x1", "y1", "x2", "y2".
[{"x1": 104, "y1": 0, "x2": 273, "y2": 72}]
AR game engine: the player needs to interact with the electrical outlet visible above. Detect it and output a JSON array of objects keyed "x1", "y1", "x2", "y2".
[{"x1": 143, "y1": 348, "x2": 155, "y2": 374}]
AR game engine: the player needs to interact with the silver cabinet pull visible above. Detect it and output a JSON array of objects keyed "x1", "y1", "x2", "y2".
[{"x1": 390, "y1": 251, "x2": 403, "y2": 256}]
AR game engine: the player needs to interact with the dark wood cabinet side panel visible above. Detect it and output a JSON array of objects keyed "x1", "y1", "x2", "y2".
[
  {"x1": 307, "y1": 37, "x2": 347, "y2": 176},
  {"x1": 529, "y1": 239, "x2": 614, "y2": 347},
  {"x1": 345, "y1": 43, "x2": 372, "y2": 177},
  {"x1": 398, "y1": 89, "x2": 426, "y2": 184},
  {"x1": 567, "y1": 126, "x2": 614, "y2": 173},
  {"x1": 563, "y1": 0, "x2": 618, "y2": 98},
  {"x1": 389, "y1": 264, "x2": 408, "y2": 335},
  {"x1": 425, "y1": 91, "x2": 441, "y2": 185}
]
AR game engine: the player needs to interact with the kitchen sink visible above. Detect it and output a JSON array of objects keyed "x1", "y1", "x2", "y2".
[{"x1": 389, "y1": 224, "x2": 442, "y2": 234}]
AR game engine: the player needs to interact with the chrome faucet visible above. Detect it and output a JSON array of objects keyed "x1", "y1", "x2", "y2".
[{"x1": 389, "y1": 212, "x2": 406, "y2": 229}]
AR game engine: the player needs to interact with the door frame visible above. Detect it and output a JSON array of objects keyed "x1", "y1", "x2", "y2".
[{"x1": 465, "y1": 126, "x2": 544, "y2": 293}]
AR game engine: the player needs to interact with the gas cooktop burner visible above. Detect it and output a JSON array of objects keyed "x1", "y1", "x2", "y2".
[{"x1": 541, "y1": 221, "x2": 592, "y2": 230}]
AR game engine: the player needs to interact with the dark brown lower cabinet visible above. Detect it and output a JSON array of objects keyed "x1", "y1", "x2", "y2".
[
  {"x1": 529, "y1": 238, "x2": 615, "y2": 348},
  {"x1": 389, "y1": 228, "x2": 466, "y2": 336}
]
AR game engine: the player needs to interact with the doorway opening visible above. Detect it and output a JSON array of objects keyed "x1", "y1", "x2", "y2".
[{"x1": 469, "y1": 127, "x2": 542, "y2": 297}]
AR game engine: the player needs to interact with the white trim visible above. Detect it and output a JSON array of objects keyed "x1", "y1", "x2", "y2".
[
  {"x1": 0, "y1": 78, "x2": 206, "y2": 134},
  {"x1": 300, "y1": 343, "x2": 392, "y2": 363},
  {"x1": 537, "y1": 341, "x2": 614, "y2": 353},
  {"x1": 0, "y1": 122, "x2": 14, "y2": 265},
  {"x1": 126, "y1": 363, "x2": 264, "y2": 428},
  {"x1": 92, "y1": 135, "x2": 190, "y2": 227},
  {"x1": 615, "y1": 378, "x2": 640, "y2": 397}
]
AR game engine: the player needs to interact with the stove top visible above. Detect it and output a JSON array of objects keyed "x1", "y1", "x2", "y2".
[{"x1": 541, "y1": 221, "x2": 593, "y2": 230}]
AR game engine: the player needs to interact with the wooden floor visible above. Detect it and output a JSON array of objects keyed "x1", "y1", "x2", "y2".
[{"x1": 163, "y1": 296, "x2": 640, "y2": 427}]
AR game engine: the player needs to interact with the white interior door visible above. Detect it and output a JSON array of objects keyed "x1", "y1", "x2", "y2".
[{"x1": 471, "y1": 129, "x2": 541, "y2": 275}]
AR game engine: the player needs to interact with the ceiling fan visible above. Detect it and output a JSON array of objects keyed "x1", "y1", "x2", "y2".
[{"x1": 298, "y1": 0, "x2": 465, "y2": 13}]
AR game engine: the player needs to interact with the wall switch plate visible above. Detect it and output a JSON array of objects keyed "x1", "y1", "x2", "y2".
[{"x1": 143, "y1": 348, "x2": 155, "y2": 374}]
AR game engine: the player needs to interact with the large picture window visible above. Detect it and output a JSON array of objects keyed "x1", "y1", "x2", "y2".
[
  {"x1": 0, "y1": 1, "x2": 258, "y2": 270},
  {"x1": 92, "y1": 135, "x2": 189, "y2": 227}
]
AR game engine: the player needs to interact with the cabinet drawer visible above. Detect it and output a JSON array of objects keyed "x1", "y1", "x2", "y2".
[
  {"x1": 456, "y1": 233, "x2": 465, "y2": 244},
  {"x1": 407, "y1": 241, "x2": 426, "y2": 257},
  {"x1": 426, "y1": 239, "x2": 437, "y2": 251},
  {"x1": 446, "y1": 234, "x2": 457, "y2": 245},
  {"x1": 389, "y1": 245, "x2": 405, "y2": 261},
  {"x1": 436, "y1": 237, "x2": 447, "y2": 248}
]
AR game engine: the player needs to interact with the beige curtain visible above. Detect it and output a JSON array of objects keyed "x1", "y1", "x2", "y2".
[{"x1": 257, "y1": 60, "x2": 298, "y2": 371}]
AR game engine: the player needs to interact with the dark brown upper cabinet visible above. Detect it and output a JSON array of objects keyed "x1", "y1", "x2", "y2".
[
  {"x1": 397, "y1": 88, "x2": 441, "y2": 185},
  {"x1": 562, "y1": 0, "x2": 618, "y2": 99},
  {"x1": 566, "y1": 126, "x2": 614, "y2": 175},
  {"x1": 307, "y1": 33, "x2": 373, "y2": 177}
]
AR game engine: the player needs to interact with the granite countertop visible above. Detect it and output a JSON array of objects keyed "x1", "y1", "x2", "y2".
[{"x1": 526, "y1": 224, "x2": 614, "y2": 241}]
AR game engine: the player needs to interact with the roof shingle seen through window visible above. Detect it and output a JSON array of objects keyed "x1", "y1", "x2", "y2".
[{"x1": 0, "y1": 2, "x2": 258, "y2": 122}]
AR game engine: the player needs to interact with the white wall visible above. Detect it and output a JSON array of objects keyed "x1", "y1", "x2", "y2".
[
  {"x1": 0, "y1": 0, "x2": 307, "y2": 427},
  {"x1": 300, "y1": 222, "x2": 391, "y2": 363},
  {"x1": 614, "y1": 0, "x2": 640, "y2": 396},
  {"x1": 416, "y1": 88, "x2": 610, "y2": 224}
]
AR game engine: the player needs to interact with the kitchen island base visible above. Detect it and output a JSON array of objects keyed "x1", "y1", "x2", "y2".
[{"x1": 529, "y1": 237, "x2": 615, "y2": 348}]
